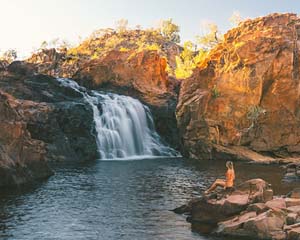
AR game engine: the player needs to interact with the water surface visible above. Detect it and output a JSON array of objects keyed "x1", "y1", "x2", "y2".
[{"x1": 0, "y1": 158, "x2": 298, "y2": 240}]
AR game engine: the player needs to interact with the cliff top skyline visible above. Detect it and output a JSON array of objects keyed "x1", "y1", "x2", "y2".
[{"x1": 0, "y1": 0, "x2": 299, "y2": 58}]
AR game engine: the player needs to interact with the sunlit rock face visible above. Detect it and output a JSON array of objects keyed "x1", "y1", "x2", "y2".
[
  {"x1": 74, "y1": 50, "x2": 171, "y2": 98},
  {"x1": 177, "y1": 13, "x2": 300, "y2": 160}
]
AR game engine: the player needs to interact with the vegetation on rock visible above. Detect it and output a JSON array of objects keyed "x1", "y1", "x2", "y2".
[{"x1": 159, "y1": 18, "x2": 180, "y2": 43}]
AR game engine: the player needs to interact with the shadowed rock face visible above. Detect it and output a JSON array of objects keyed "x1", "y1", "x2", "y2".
[
  {"x1": 177, "y1": 13, "x2": 300, "y2": 160},
  {"x1": 0, "y1": 90, "x2": 52, "y2": 186},
  {"x1": 0, "y1": 65, "x2": 99, "y2": 186}
]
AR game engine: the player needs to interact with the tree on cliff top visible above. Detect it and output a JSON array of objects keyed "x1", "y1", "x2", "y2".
[
  {"x1": 0, "y1": 49, "x2": 17, "y2": 63},
  {"x1": 196, "y1": 22, "x2": 222, "y2": 50},
  {"x1": 159, "y1": 19, "x2": 180, "y2": 43},
  {"x1": 229, "y1": 11, "x2": 244, "y2": 26},
  {"x1": 115, "y1": 19, "x2": 129, "y2": 33},
  {"x1": 175, "y1": 22, "x2": 223, "y2": 79}
]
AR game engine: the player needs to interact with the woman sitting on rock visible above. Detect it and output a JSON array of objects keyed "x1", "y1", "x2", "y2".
[{"x1": 205, "y1": 161, "x2": 235, "y2": 194}]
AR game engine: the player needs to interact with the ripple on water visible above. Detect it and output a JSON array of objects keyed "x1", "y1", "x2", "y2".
[{"x1": 0, "y1": 158, "x2": 298, "y2": 240}]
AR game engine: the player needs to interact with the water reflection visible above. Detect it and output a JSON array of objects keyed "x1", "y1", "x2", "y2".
[{"x1": 0, "y1": 158, "x2": 298, "y2": 240}]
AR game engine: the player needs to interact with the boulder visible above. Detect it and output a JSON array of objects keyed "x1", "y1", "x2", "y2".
[
  {"x1": 241, "y1": 210, "x2": 286, "y2": 240},
  {"x1": 286, "y1": 213, "x2": 298, "y2": 225},
  {"x1": 217, "y1": 209, "x2": 286, "y2": 239},
  {"x1": 247, "y1": 203, "x2": 268, "y2": 214},
  {"x1": 216, "y1": 211, "x2": 257, "y2": 235},
  {"x1": 287, "y1": 227, "x2": 300, "y2": 240},
  {"x1": 190, "y1": 179, "x2": 270, "y2": 224},
  {"x1": 7, "y1": 61, "x2": 35, "y2": 76},
  {"x1": 288, "y1": 188, "x2": 300, "y2": 199},
  {"x1": 265, "y1": 198, "x2": 287, "y2": 209},
  {"x1": 286, "y1": 198, "x2": 300, "y2": 208},
  {"x1": 172, "y1": 198, "x2": 200, "y2": 214},
  {"x1": 286, "y1": 224, "x2": 300, "y2": 240},
  {"x1": 175, "y1": 178, "x2": 300, "y2": 239},
  {"x1": 176, "y1": 13, "x2": 300, "y2": 161},
  {"x1": 287, "y1": 206, "x2": 300, "y2": 214}
]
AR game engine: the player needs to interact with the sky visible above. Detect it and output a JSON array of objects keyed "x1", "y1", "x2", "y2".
[{"x1": 0, "y1": 0, "x2": 299, "y2": 58}]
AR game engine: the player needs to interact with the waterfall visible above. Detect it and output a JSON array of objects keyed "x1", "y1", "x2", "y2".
[{"x1": 56, "y1": 78, "x2": 180, "y2": 160}]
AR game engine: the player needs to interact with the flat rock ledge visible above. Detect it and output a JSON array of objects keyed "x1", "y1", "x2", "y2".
[{"x1": 174, "y1": 179, "x2": 300, "y2": 240}]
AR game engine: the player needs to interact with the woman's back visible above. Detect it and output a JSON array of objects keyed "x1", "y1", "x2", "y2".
[{"x1": 226, "y1": 169, "x2": 235, "y2": 187}]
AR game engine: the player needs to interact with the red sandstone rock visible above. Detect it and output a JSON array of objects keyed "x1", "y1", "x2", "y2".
[
  {"x1": 247, "y1": 203, "x2": 268, "y2": 214},
  {"x1": 176, "y1": 13, "x2": 300, "y2": 161},
  {"x1": 191, "y1": 179, "x2": 270, "y2": 224},
  {"x1": 287, "y1": 226, "x2": 300, "y2": 240},
  {"x1": 73, "y1": 50, "x2": 174, "y2": 104},
  {"x1": 176, "y1": 178, "x2": 300, "y2": 239},
  {"x1": 286, "y1": 198, "x2": 300, "y2": 208},
  {"x1": 265, "y1": 198, "x2": 287, "y2": 209},
  {"x1": 0, "y1": 91, "x2": 52, "y2": 186},
  {"x1": 289, "y1": 188, "x2": 300, "y2": 199}
]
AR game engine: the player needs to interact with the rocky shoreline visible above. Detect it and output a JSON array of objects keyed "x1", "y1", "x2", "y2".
[{"x1": 174, "y1": 178, "x2": 300, "y2": 239}]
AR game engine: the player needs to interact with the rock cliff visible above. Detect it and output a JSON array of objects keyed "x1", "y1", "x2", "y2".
[
  {"x1": 177, "y1": 13, "x2": 300, "y2": 161},
  {"x1": 0, "y1": 63, "x2": 98, "y2": 186},
  {"x1": 0, "y1": 88, "x2": 52, "y2": 186}
]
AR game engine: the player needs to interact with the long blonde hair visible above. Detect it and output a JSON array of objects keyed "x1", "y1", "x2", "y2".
[{"x1": 226, "y1": 161, "x2": 234, "y2": 170}]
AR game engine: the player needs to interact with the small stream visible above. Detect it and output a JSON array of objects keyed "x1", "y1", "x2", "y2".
[{"x1": 0, "y1": 158, "x2": 298, "y2": 240}]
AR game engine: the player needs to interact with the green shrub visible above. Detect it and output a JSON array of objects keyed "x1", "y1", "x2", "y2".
[
  {"x1": 211, "y1": 85, "x2": 220, "y2": 98},
  {"x1": 159, "y1": 19, "x2": 180, "y2": 43}
]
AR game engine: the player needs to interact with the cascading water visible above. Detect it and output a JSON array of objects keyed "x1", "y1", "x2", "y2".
[{"x1": 57, "y1": 78, "x2": 180, "y2": 160}]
